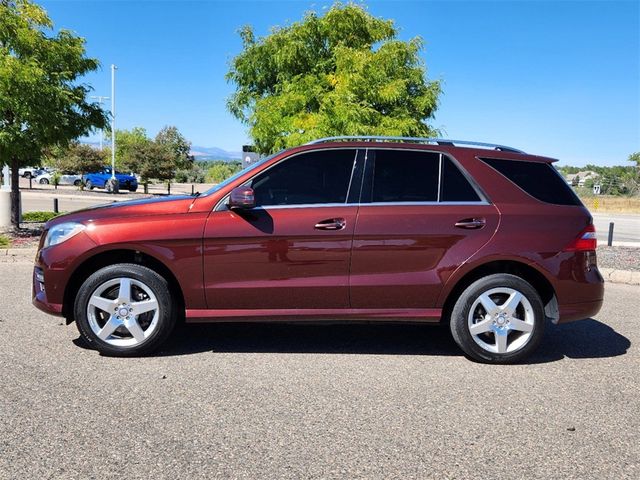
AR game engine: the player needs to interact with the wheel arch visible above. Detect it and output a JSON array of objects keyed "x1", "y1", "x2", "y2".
[
  {"x1": 62, "y1": 249, "x2": 185, "y2": 322},
  {"x1": 440, "y1": 260, "x2": 558, "y2": 325}
]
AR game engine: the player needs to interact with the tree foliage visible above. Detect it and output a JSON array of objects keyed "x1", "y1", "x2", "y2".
[
  {"x1": 47, "y1": 142, "x2": 106, "y2": 176},
  {"x1": 628, "y1": 152, "x2": 640, "y2": 168},
  {"x1": 121, "y1": 140, "x2": 175, "y2": 183},
  {"x1": 205, "y1": 161, "x2": 242, "y2": 183},
  {"x1": 155, "y1": 125, "x2": 193, "y2": 170},
  {"x1": 226, "y1": 2, "x2": 441, "y2": 153},
  {"x1": 0, "y1": 0, "x2": 108, "y2": 224}
]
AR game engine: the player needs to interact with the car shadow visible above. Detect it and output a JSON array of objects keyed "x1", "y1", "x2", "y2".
[{"x1": 142, "y1": 318, "x2": 629, "y2": 363}]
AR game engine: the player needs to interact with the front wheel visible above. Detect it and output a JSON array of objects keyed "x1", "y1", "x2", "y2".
[
  {"x1": 39, "y1": 178, "x2": 49, "y2": 185},
  {"x1": 449, "y1": 274, "x2": 545, "y2": 364},
  {"x1": 74, "y1": 264, "x2": 177, "y2": 356},
  {"x1": 85, "y1": 180, "x2": 93, "y2": 190}
]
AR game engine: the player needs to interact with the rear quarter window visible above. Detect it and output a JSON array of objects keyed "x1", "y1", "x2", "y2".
[{"x1": 480, "y1": 157, "x2": 582, "y2": 206}]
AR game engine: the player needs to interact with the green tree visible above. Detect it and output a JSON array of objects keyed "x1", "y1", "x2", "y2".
[
  {"x1": 205, "y1": 161, "x2": 242, "y2": 183},
  {"x1": 0, "y1": 0, "x2": 108, "y2": 225},
  {"x1": 121, "y1": 140, "x2": 176, "y2": 184},
  {"x1": 226, "y1": 2, "x2": 441, "y2": 153},
  {"x1": 628, "y1": 152, "x2": 640, "y2": 168},
  {"x1": 155, "y1": 126, "x2": 193, "y2": 170},
  {"x1": 107, "y1": 127, "x2": 148, "y2": 168},
  {"x1": 48, "y1": 142, "x2": 107, "y2": 179}
]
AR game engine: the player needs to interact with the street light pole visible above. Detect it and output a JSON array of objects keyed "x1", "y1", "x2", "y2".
[
  {"x1": 90, "y1": 95, "x2": 110, "y2": 150},
  {"x1": 110, "y1": 64, "x2": 117, "y2": 180}
]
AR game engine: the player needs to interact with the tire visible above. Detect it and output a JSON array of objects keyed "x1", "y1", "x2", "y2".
[
  {"x1": 129, "y1": 187, "x2": 137, "y2": 193},
  {"x1": 449, "y1": 274, "x2": 545, "y2": 364},
  {"x1": 39, "y1": 178, "x2": 49, "y2": 185},
  {"x1": 86, "y1": 180, "x2": 93, "y2": 190},
  {"x1": 74, "y1": 263, "x2": 177, "y2": 356},
  {"x1": 73, "y1": 179, "x2": 82, "y2": 186},
  {"x1": 23, "y1": 172, "x2": 32, "y2": 179}
]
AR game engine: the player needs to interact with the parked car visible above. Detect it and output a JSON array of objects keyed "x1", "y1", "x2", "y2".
[
  {"x1": 83, "y1": 167, "x2": 138, "y2": 192},
  {"x1": 18, "y1": 166, "x2": 39, "y2": 178},
  {"x1": 32, "y1": 137, "x2": 604, "y2": 362},
  {"x1": 35, "y1": 171, "x2": 82, "y2": 186}
]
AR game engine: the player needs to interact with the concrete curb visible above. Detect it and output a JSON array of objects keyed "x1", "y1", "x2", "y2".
[
  {"x1": 599, "y1": 268, "x2": 640, "y2": 286},
  {"x1": 2, "y1": 248, "x2": 640, "y2": 286}
]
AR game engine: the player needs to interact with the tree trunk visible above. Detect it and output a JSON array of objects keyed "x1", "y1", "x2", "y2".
[{"x1": 10, "y1": 157, "x2": 20, "y2": 228}]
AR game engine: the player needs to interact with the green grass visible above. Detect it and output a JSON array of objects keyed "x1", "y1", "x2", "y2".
[
  {"x1": 0, "y1": 234, "x2": 10, "y2": 248},
  {"x1": 22, "y1": 211, "x2": 65, "y2": 222}
]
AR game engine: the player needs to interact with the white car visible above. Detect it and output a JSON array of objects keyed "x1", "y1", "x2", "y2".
[{"x1": 35, "y1": 172, "x2": 83, "y2": 186}]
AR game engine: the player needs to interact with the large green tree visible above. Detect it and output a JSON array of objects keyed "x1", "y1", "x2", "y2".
[
  {"x1": 47, "y1": 142, "x2": 106, "y2": 178},
  {"x1": 155, "y1": 125, "x2": 193, "y2": 170},
  {"x1": 0, "y1": 0, "x2": 108, "y2": 225},
  {"x1": 226, "y1": 2, "x2": 441, "y2": 153}
]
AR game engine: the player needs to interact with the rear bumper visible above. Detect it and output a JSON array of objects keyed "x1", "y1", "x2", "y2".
[{"x1": 558, "y1": 298, "x2": 603, "y2": 323}]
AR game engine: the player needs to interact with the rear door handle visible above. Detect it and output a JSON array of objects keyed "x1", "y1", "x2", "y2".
[
  {"x1": 315, "y1": 218, "x2": 346, "y2": 230},
  {"x1": 455, "y1": 217, "x2": 486, "y2": 229}
]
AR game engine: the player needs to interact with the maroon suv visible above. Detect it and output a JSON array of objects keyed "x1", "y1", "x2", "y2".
[{"x1": 33, "y1": 137, "x2": 604, "y2": 363}]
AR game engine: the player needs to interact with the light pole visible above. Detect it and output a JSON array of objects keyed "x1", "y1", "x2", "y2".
[
  {"x1": 90, "y1": 95, "x2": 109, "y2": 150},
  {"x1": 110, "y1": 64, "x2": 117, "y2": 180}
]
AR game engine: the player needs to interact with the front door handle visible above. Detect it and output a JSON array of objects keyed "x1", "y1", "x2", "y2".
[
  {"x1": 455, "y1": 217, "x2": 486, "y2": 229},
  {"x1": 315, "y1": 218, "x2": 346, "y2": 230}
]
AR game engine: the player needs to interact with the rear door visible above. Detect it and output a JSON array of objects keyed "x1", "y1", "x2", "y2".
[{"x1": 350, "y1": 148, "x2": 500, "y2": 309}]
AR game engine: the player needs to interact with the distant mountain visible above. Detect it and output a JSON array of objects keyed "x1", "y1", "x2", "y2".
[
  {"x1": 80, "y1": 140, "x2": 243, "y2": 161},
  {"x1": 190, "y1": 146, "x2": 242, "y2": 161}
]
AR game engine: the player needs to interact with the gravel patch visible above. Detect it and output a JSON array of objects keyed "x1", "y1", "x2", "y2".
[{"x1": 597, "y1": 247, "x2": 640, "y2": 272}]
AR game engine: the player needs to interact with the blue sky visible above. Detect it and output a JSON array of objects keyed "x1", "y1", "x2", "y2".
[{"x1": 40, "y1": 0, "x2": 639, "y2": 166}]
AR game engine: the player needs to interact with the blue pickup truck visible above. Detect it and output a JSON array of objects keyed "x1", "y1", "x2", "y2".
[{"x1": 83, "y1": 167, "x2": 138, "y2": 192}]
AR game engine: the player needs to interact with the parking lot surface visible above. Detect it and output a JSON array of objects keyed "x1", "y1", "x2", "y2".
[{"x1": 1, "y1": 263, "x2": 638, "y2": 479}]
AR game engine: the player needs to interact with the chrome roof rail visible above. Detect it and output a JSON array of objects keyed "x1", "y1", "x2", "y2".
[{"x1": 304, "y1": 136, "x2": 525, "y2": 154}]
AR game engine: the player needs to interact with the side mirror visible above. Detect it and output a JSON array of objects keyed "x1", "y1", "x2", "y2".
[{"x1": 228, "y1": 186, "x2": 256, "y2": 209}]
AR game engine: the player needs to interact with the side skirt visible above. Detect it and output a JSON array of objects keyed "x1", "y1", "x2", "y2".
[{"x1": 185, "y1": 308, "x2": 442, "y2": 323}]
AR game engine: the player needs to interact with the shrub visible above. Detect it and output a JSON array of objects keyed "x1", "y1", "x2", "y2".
[
  {"x1": 22, "y1": 211, "x2": 65, "y2": 222},
  {"x1": 206, "y1": 161, "x2": 242, "y2": 183},
  {"x1": 0, "y1": 234, "x2": 9, "y2": 248}
]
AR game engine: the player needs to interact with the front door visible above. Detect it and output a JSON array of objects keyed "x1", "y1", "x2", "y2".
[{"x1": 203, "y1": 148, "x2": 363, "y2": 310}]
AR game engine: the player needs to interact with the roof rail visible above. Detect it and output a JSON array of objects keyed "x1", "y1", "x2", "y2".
[{"x1": 304, "y1": 136, "x2": 525, "y2": 154}]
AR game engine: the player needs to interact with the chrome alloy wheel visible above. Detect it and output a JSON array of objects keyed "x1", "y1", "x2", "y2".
[
  {"x1": 86, "y1": 277, "x2": 160, "y2": 347},
  {"x1": 467, "y1": 287, "x2": 535, "y2": 355}
]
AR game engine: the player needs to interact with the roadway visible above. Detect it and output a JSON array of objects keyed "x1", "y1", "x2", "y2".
[{"x1": 0, "y1": 263, "x2": 637, "y2": 479}]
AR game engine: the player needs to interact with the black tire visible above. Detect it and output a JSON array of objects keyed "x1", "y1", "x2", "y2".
[
  {"x1": 39, "y1": 178, "x2": 49, "y2": 184},
  {"x1": 74, "y1": 263, "x2": 177, "y2": 356},
  {"x1": 86, "y1": 180, "x2": 93, "y2": 190},
  {"x1": 449, "y1": 274, "x2": 545, "y2": 364},
  {"x1": 73, "y1": 179, "x2": 82, "y2": 186},
  {"x1": 129, "y1": 187, "x2": 138, "y2": 193},
  {"x1": 23, "y1": 172, "x2": 32, "y2": 179}
]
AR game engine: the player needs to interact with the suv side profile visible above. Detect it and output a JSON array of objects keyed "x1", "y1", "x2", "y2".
[{"x1": 33, "y1": 137, "x2": 604, "y2": 363}]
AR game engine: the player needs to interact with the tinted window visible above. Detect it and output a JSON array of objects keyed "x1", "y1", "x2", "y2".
[
  {"x1": 372, "y1": 150, "x2": 439, "y2": 202},
  {"x1": 250, "y1": 150, "x2": 356, "y2": 206},
  {"x1": 481, "y1": 158, "x2": 582, "y2": 206},
  {"x1": 440, "y1": 158, "x2": 481, "y2": 202}
]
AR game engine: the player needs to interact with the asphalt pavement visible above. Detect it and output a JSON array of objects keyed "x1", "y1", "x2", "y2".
[
  {"x1": 592, "y1": 213, "x2": 640, "y2": 245},
  {"x1": 0, "y1": 263, "x2": 638, "y2": 479}
]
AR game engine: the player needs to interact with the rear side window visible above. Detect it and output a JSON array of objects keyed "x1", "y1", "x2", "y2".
[
  {"x1": 369, "y1": 150, "x2": 481, "y2": 203},
  {"x1": 372, "y1": 150, "x2": 439, "y2": 202},
  {"x1": 480, "y1": 158, "x2": 581, "y2": 206}
]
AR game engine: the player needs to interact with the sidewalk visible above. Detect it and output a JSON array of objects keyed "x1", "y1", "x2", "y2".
[{"x1": 3, "y1": 247, "x2": 639, "y2": 285}]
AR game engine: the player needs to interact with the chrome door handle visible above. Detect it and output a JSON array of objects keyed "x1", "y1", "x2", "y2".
[
  {"x1": 315, "y1": 218, "x2": 346, "y2": 230},
  {"x1": 455, "y1": 218, "x2": 486, "y2": 229}
]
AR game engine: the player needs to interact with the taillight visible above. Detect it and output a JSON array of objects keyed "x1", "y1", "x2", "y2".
[{"x1": 564, "y1": 224, "x2": 597, "y2": 251}]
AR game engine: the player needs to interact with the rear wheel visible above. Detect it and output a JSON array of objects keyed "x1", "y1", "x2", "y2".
[
  {"x1": 449, "y1": 274, "x2": 545, "y2": 364},
  {"x1": 39, "y1": 178, "x2": 49, "y2": 185},
  {"x1": 73, "y1": 179, "x2": 81, "y2": 186},
  {"x1": 74, "y1": 264, "x2": 177, "y2": 356}
]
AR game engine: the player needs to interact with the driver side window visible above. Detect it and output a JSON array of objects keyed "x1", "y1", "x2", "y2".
[{"x1": 250, "y1": 149, "x2": 356, "y2": 207}]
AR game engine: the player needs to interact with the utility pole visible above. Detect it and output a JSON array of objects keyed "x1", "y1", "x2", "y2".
[
  {"x1": 110, "y1": 64, "x2": 117, "y2": 180},
  {"x1": 90, "y1": 95, "x2": 110, "y2": 150}
]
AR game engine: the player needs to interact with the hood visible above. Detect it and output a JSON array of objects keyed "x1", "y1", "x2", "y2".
[{"x1": 46, "y1": 195, "x2": 196, "y2": 228}]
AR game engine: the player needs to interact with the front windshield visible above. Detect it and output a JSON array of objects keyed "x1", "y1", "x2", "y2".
[{"x1": 201, "y1": 151, "x2": 282, "y2": 196}]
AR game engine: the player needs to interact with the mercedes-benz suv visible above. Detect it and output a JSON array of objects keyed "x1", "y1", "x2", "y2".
[{"x1": 33, "y1": 137, "x2": 604, "y2": 363}]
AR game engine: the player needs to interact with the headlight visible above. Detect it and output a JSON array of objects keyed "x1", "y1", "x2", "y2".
[{"x1": 43, "y1": 222, "x2": 86, "y2": 248}]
